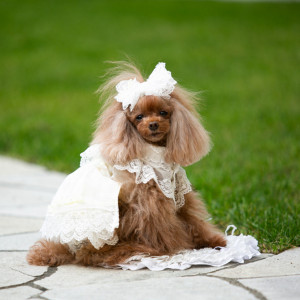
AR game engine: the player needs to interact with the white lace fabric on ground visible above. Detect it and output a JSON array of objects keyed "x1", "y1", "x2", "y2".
[
  {"x1": 118, "y1": 226, "x2": 261, "y2": 271},
  {"x1": 40, "y1": 144, "x2": 192, "y2": 251}
]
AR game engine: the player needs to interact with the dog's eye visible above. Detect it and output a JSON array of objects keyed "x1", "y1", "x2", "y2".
[
  {"x1": 136, "y1": 114, "x2": 144, "y2": 121},
  {"x1": 160, "y1": 111, "x2": 168, "y2": 116}
]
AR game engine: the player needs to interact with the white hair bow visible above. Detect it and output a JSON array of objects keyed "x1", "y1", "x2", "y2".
[{"x1": 114, "y1": 62, "x2": 177, "y2": 111}]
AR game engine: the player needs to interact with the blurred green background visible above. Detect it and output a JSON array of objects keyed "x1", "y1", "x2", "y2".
[{"x1": 0, "y1": 0, "x2": 299, "y2": 253}]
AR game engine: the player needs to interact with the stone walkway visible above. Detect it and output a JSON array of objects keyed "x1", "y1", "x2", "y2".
[{"x1": 0, "y1": 156, "x2": 299, "y2": 300}]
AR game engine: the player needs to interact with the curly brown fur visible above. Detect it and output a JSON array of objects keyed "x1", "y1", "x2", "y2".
[
  {"x1": 27, "y1": 61, "x2": 226, "y2": 267},
  {"x1": 27, "y1": 240, "x2": 74, "y2": 266},
  {"x1": 73, "y1": 182, "x2": 225, "y2": 267},
  {"x1": 178, "y1": 192, "x2": 226, "y2": 249}
]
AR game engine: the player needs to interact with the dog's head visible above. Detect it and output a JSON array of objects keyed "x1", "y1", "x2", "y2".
[
  {"x1": 93, "y1": 62, "x2": 211, "y2": 166},
  {"x1": 126, "y1": 95, "x2": 173, "y2": 146}
]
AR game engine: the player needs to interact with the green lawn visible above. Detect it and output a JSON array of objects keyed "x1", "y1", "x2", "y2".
[{"x1": 0, "y1": 0, "x2": 299, "y2": 253}]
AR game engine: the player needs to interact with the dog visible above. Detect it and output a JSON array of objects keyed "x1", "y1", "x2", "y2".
[{"x1": 27, "y1": 62, "x2": 226, "y2": 267}]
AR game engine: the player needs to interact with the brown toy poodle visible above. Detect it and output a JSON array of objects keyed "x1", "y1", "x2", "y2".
[{"x1": 27, "y1": 62, "x2": 226, "y2": 267}]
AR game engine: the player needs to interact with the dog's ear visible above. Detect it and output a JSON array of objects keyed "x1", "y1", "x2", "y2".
[
  {"x1": 165, "y1": 99, "x2": 211, "y2": 166},
  {"x1": 92, "y1": 102, "x2": 145, "y2": 165}
]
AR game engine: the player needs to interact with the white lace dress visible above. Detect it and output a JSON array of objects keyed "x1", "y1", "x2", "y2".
[
  {"x1": 40, "y1": 144, "x2": 260, "y2": 269},
  {"x1": 40, "y1": 144, "x2": 192, "y2": 253}
]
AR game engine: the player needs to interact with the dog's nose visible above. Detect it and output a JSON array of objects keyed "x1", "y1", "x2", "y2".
[{"x1": 149, "y1": 122, "x2": 159, "y2": 131}]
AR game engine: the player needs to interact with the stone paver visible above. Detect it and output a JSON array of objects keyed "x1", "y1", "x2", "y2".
[
  {"x1": 0, "y1": 216, "x2": 43, "y2": 235},
  {"x1": 0, "y1": 156, "x2": 65, "y2": 187},
  {"x1": 240, "y1": 276, "x2": 300, "y2": 300},
  {"x1": 35, "y1": 255, "x2": 270, "y2": 290},
  {"x1": 0, "y1": 266, "x2": 33, "y2": 289},
  {"x1": 0, "y1": 286, "x2": 39, "y2": 300},
  {"x1": 0, "y1": 155, "x2": 299, "y2": 300},
  {"x1": 0, "y1": 232, "x2": 42, "y2": 251},
  {"x1": 36, "y1": 264, "x2": 227, "y2": 290},
  {"x1": 0, "y1": 186, "x2": 55, "y2": 218},
  {"x1": 0, "y1": 252, "x2": 47, "y2": 277},
  {"x1": 210, "y1": 248, "x2": 300, "y2": 278},
  {"x1": 43, "y1": 276, "x2": 257, "y2": 300}
]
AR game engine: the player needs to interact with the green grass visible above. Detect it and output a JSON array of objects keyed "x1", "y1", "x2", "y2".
[{"x1": 0, "y1": 0, "x2": 299, "y2": 253}]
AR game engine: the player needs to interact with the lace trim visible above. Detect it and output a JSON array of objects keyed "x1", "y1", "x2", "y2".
[
  {"x1": 40, "y1": 208, "x2": 118, "y2": 252},
  {"x1": 175, "y1": 168, "x2": 192, "y2": 209},
  {"x1": 114, "y1": 160, "x2": 191, "y2": 209}
]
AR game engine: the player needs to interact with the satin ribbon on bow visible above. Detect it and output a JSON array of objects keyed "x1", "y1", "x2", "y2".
[{"x1": 114, "y1": 62, "x2": 177, "y2": 111}]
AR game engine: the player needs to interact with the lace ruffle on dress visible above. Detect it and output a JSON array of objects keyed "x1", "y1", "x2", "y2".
[
  {"x1": 40, "y1": 144, "x2": 192, "y2": 252},
  {"x1": 114, "y1": 145, "x2": 192, "y2": 209}
]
